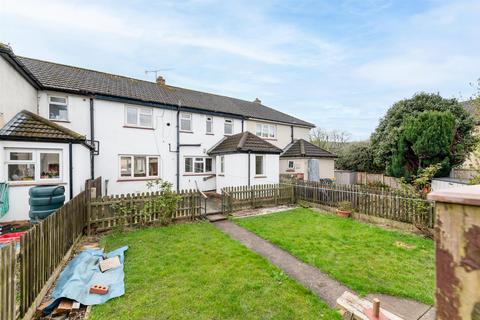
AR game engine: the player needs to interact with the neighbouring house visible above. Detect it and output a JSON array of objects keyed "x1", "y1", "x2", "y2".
[
  {"x1": 208, "y1": 131, "x2": 283, "y2": 192},
  {"x1": 280, "y1": 139, "x2": 336, "y2": 181},
  {"x1": 0, "y1": 44, "x2": 314, "y2": 222}
]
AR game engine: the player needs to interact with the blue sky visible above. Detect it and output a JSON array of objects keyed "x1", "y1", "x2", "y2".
[{"x1": 1, "y1": 0, "x2": 479, "y2": 140}]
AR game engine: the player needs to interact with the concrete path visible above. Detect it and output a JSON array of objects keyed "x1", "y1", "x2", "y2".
[{"x1": 214, "y1": 220, "x2": 435, "y2": 320}]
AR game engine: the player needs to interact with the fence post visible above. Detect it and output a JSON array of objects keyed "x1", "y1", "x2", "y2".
[{"x1": 87, "y1": 187, "x2": 96, "y2": 236}]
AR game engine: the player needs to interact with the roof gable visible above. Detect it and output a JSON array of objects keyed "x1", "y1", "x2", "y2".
[
  {"x1": 0, "y1": 110, "x2": 86, "y2": 142},
  {"x1": 281, "y1": 139, "x2": 336, "y2": 158},
  {"x1": 208, "y1": 131, "x2": 282, "y2": 155}
]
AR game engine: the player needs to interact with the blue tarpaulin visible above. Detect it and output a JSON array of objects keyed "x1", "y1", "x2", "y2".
[{"x1": 44, "y1": 246, "x2": 128, "y2": 315}]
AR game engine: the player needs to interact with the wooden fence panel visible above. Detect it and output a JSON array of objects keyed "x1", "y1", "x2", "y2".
[
  {"x1": 19, "y1": 190, "x2": 87, "y2": 317},
  {"x1": 0, "y1": 241, "x2": 16, "y2": 320},
  {"x1": 222, "y1": 184, "x2": 294, "y2": 212}
]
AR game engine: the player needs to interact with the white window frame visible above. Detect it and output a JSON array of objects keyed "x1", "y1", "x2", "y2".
[
  {"x1": 224, "y1": 119, "x2": 233, "y2": 135},
  {"x1": 118, "y1": 155, "x2": 160, "y2": 179},
  {"x1": 48, "y1": 95, "x2": 69, "y2": 121},
  {"x1": 206, "y1": 116, "x2": 213, "y2": 134},
  {"x1": 6, "y1": 149, "x2": 63, "y2": 184},
  {"x1": 220, "y1": 156, "x2": 225, "y2": 175},
  {"x1": 255, "y1": 123, "x2": 276, "y2": 139},
  {"x1": 184, "y1": 157, "x2": 214, "y2": 174},
  {"x1": 255, "y1": 155, "x2": 265, "y2": 176},
  {"x1": 180, "y1": 112, "x2": 192, "y2": 132},
  {"x1": 124, "y1": 105, "x2": 154, "y2": 128},
  {"x1": 288, "y1": 160, "x2": 295, "y2": 169}
]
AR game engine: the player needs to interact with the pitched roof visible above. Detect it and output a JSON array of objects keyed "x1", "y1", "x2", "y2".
[
  {"x1": 0, "y1": 110, "x2": 86, "y2": 142},
  {"x1": 208, "y1": 131, "x2": 282, "y2": 155},
  {"x1": 0, "y1": 45, "x2": 313, "y2": 127},
  {"x1": 281, "y1": 139, "x2": 336, "y2": 158}
]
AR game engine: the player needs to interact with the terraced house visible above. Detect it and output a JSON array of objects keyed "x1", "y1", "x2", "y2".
[{"x1": 0, "y1": 44, "x2": 319, "y2": 222}]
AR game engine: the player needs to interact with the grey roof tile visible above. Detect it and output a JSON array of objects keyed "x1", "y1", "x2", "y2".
[
  {"x1": 208, "y1": 131, "x2": 282, "y2": 155},
  {"x1": 281, "y1": 139, "x2": 336, "y2": 158}
]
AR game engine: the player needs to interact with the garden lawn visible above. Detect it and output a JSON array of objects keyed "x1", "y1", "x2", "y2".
[
  {"x1": 90, "y1": 222, "x2": 341, "y2": 320},
  {"x1": 235, "y1": 208, "x2": 435, "y2": 305}
]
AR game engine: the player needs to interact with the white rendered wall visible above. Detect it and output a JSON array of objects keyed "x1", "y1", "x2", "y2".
[
  {"x1": 0, "y1": 56, "x2": 37, "y2": 125},
  {"x1": 280, "y1": 157, "x2": 335, "y2": 180},
  {"x1": 0, "y1": 141, "x2": 90, "y2": 222},
  {"x1": 318, "y1": 158, "x2": 335, "y2": 179}
]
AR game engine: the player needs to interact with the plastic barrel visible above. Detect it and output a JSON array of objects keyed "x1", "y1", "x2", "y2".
[
  {"x1": 29, "y1": 185, "x2": 66, "y2": 222},
  {"x1": 29, "y1": 195, "x2": 65, "y2": 206},
  {"x1": 29, "y1": 185, "x2": 65, "y2": 197}
]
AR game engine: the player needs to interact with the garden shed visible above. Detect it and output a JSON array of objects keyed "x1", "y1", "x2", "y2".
[
  {"x1": 280, "y1": 139, "x2": 336, "y2": 181},
  {"x1": 208, "y1": 131, "x2": 282, "y2": 193}
]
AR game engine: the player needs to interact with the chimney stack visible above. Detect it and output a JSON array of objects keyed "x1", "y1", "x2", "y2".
[
  {"x1": 156, "y1": 76, "x2": 165, "y2": 85},
  {"x1": 254, "y1": 97, "x2": 261, "y2": 104}
]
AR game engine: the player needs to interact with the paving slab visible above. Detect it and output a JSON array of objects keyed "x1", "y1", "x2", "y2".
[{"x1": 214, "y1": 220, "x2": 436, "y2": 320}]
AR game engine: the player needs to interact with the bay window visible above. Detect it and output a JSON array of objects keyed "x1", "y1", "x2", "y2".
[
  {"x1": 119, "y1": 155, "x2": 159, "y2": 179},
  {"x1": 6, "y1": 149, "x2": 61, "y2": 183},
  {"x1": 184, "y1": 157, "x2": 213, "y2": 174}
]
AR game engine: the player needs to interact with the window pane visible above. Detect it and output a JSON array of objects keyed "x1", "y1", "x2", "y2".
[
  {"x1": 205, "y1": 158, "x2": 212, "y2": 172},
  {"x1": 180, "y1": 119, "x2": 191, "y2": 131},
  {"x1": 206, "y1": 117, "x2": 212, "y2": 133},
  {"x1": 120, "y1": 157, "x2": 132, "y2": 177},
  {"x1": 50, "y1": 96, "x2": 67, "y2": 104},
  {"x1": 139, "y1": 113, "x2": 152, "y2": 127},
  {"x1": 255, "y1": 156, "x2": 264, "y2": 175},
  {"x1": 256, "y1": 124, "x2": 262, "y2": 136},
  {"x1": 224, "y1": 120, "x2": 233, "y2": 134},
  {"x1": 126, "y1": 107, "x2": 138, "y2": 125},
  {"x1": 8, "y1": 164, "x2": 35, "y2": 181},
  {"x1": 269, "y1": 125, "x2": 276, "y2": 138},
  {"x1": 134, "y1": 156, "x2": 147, "y2": 177},
  {"x1": 49, "y1": 104, "x2": 68, "y2": 120},
  {"x1": 40, "y1": 153, "x2": 60, "y2": 179},
  {"x1": 185, "y1": 158, "x2": 193, "y2": 172},
  {"x1": 10, "y1": 152, "x2": 32, "y2": 161},
  {"x1": 220, "y1": 156, "x2": 225, "y2": 173},
  {"x1": 194, "y1": 158, "x2": 204, "y2": 173},
  {"x1": 288, "y1": 161, "x2": 294, "y2": 168},
  {"x1": 149, "y1": 157, "x2": 158, "y2": 176}
]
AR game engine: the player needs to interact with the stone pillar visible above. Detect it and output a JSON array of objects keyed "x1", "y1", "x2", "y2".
[{"x1": 428, "y1": 186, "x2": 480, "y2": 320}]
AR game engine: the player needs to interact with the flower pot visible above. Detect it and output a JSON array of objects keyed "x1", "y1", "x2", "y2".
[{"x1": 336, "y1": 209, "x2": 351, "y2": 218}]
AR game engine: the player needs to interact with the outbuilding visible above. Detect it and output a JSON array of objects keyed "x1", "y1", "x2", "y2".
[
  {"x1": 208, "y1": 131, "x2": 282, "y2": 193},
  {"x1": 280, "y1": 139, "x2": 336, "y2": 181}
]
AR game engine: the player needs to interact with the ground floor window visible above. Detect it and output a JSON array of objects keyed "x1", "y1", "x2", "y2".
[
  {"x1": 6, "y1": 149, "x2": 62, "y2": 183},
  {"x1": 119, "y1": 155, "x2": 160, "y2": 179},
  {"x1": 255, "y1": 155, "x2": 265, "y2": 176},
  {"x1": 288, "y1": 160, "x2": 295, "y2": 169},
  {"x1": 220, "y1": 156, "x2": 225, "y2": 174},
  {"x1": 184, "y1": 157, "x2": 213, "y2": 174}
]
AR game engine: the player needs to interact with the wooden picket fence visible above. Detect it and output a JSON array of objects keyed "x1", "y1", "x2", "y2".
[
  {"x1": 293, "y1": 182, "x2": 435, "y2": 228},
  {"x1": 88, "y1": 190, "x2": 203, "y2": 233},
  {"x1": 19, "y1": 189, "x2": 88, "y2": 318},
  {"x1": 222, "y1": 184, "x2": 295, "y2": 212},
  {"x1": 0, "y1": 241, "x2": 16, "y2": 320}
]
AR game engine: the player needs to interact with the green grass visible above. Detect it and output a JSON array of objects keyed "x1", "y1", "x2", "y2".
[
  {"x1": 90, "y1": 222, "x2": 341, "y2": 320},
  {"x1": 235, "y1": 208, "x2": 435, "y2": 305}
]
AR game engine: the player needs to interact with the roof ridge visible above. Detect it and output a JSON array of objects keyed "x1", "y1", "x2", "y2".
[{"x1": 238, "y1": 131, "x2": 249, "y2": 149}]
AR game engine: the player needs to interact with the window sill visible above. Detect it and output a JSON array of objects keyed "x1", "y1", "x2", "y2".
[
  {"x1": 50, "y1": 119, "x2": 70, "y2": 123},
  {"x1": 117, "y1": 177, "x2": 159, "y2": 182},
  {"x1": 206, "y1": 133, "x2": 214, "y2": 135},
  {"x1": 254, "y1": 175, "x2": 267, "y2": 179},
  {"x1": 123, "y1": 125, "x2": 154, "y2": 130},
  {"x1": 180, "y1": 130, "x2": 193, "y2": 134},
  {"x1": 218, "y1": 174, "x2": 225, "y2": 177},
  {"x1": 183, "y1": 173, "x2": 215, "y2": 176},
  {"x1": 9, "y1": 181, "x2": 66, "y2": 187}
]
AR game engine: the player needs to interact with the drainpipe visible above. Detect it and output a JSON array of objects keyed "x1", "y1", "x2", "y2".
[
  {"x1": 248, "y1": 151, "x2": 251, "y2": 187},
  {"x1": 89, "y1": 98, "x2": 95, "y2": 179},
  {"x1": 290, "y1": 125, "x2": 294, "y2": 143},
  {"x1": 69, "y1": 142, "x2": 73, "y2": 200},
  {"x1": 176, "y1": 104, "x2": 181, "y2": 192},
  {"x1": 241, "y1": 118, "x2": 244, "y2": 132}
]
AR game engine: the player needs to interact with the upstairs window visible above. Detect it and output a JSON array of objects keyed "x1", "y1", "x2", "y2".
[
  {"x1": 119, "y1": 155, "x2": 159, "y2": 179},
  {"x1": 255, "y1": 155, "x2": 265, "y2": 176},
  {"x1": 184, "y1": 157, "x2": 213, "y2": 174},
  {"x1": 224, "y1": 119, "x2": 233, "y2": 135},
  {"x1": 180, "y1": 113, "x2": 192, "y2": 131},
  {"x1": 125, "y1": 106, "x2": 153, "y2": 128},
  {"x1": 49, "y1": 96, "x2": 68, "y2": 121},
  {"x1": 206, "y1": 116, "x2": 213, "y2": 134},
  {"x1": 256, "y1": 123, "x2": 276, "y2": 139}
]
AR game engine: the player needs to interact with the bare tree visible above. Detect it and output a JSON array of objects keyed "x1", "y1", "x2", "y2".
[{"x1": 309, "y1": 128, "x2": 351, "y2": 153}]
